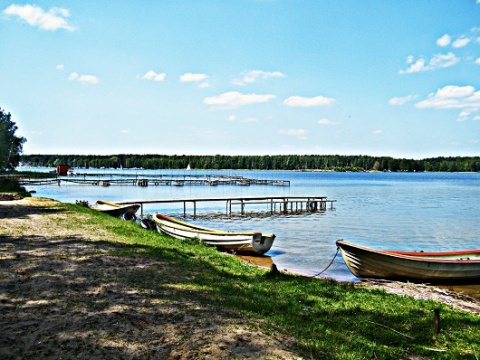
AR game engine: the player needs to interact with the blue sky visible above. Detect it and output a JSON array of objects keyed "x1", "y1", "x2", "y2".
[{"x1": 1, "y1": 1, "x2": 480, "y2": 159}]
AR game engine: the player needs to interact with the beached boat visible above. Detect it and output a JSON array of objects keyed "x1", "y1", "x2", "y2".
[
  {"x1": 140, "y1": 217, "x2": 157, "y2": 230},
  {"x1": 336, "y1": 239, "x2": 480, "y2": 283},
  {"x1": 153, "y1": 213, "x2": 275, "y2": 254},
  {"x1": 92, "y1": 200, "x2": 140, "y2": 217}
]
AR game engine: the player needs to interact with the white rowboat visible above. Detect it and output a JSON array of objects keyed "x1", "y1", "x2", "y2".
[{"x1": 153, "y1": 213, "x2": 275, "y2": 254}]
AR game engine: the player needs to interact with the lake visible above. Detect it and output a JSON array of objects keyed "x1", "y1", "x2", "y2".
[{"x1": 20, "y1": 168, "x2": 480, "y2": 282}]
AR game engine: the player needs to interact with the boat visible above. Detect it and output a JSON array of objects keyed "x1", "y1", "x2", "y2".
[
  {"x1": 153, "y1": 213, "x2": 275, "y2": 254},
  {"x1": 140, "y1": 217, "x2": 156, "y2": 230},
  {"x1": 336, "y1": 239, "x2": 480, "y2": 284},
  {"x1": 121, "y1": 211, "x2": 137, "y2": 221},
  {"x1": 92, "y1": 200, "x2": 140, "y2": 217}
]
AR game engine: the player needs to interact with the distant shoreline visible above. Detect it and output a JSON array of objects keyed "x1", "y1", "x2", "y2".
[{"x1": 19, "y1": 154, "x2": 480, "y2": 173}]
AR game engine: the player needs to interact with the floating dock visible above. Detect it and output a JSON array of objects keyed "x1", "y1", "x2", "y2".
[{"x1": 117, "y1": 196, "x2": 336, "y2": 218}]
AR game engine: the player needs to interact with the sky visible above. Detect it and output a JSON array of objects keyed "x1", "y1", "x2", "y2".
[{"x1": 1, "y1": 1, "x2": 480, "y2": 159}]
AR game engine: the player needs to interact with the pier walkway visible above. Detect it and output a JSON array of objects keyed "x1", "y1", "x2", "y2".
[
  {"x1": 117, "y1": 196, "x2": 336, "y2": 218},
  {"x1": 18, "y1": 174, "x2": 290, "y2": 187}
]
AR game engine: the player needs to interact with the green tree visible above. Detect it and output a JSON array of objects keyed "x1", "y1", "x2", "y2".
[{"x1": 0, "y1": 108, "x2": 26, "y2": 172}]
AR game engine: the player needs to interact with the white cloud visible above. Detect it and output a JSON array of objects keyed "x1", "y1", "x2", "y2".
[
  {"x1": 141, "y1": 70, "x2": 166, "y2": 82},
  {"x1": 373, "y1": 130, "x2": 383, "y2": 135},
  {"x1": 402, "y1": 58, "x2": 426, "y2": 73},
  {"x1": 120, "y1": 130, "x2": 130, "y2": 134},
  {"x1": 283, "y1": 95, "x2": 335, "y2": 107},
  {"x1": 180, "y1": 73, "x2": 207, "y2": 82},
  {"x1": 233, "y1": 70, "x2": 286, "y2": 86},
  {"x1": 429, "y1": 53, "x2": 459, "y2": 68},
  {"x1": 68, "y1": 72, "x2": 98, "y2": 85},
  {"x1": 278, "y1": 129, "x2": 308, "y2": 139},
  {"x1": 180, "y1": 73, "x2": 209, "y2": 88},
  {"x1": 452, "y1": 37, "x2": 471, "y2": 48},
  {"x1": 476, "y1": 58, "x2": 480, "y2": 65},
  {"x1": 415, "y1": 85, "x2": 480, "y2": 119},
  {"x1": 203, "y1": 91, "x2": 275, "y2": 109},
  {"x1": 400, "y1": 52, "x2": 459, "y2": 74},
  {"x1": 226, "y1": 115, "x2": 236, "y2": 122},
  {"x1": 55, "y1": 64, "x2": 64, "y2": 71},
  {"x1": 436, "y1": 34, "x2": 451, "y2": 47},
  {"x1": 388, "y1": 94, "x2": 418, "y2": 106},
  {"x1": 457, "y1": 111, "x2": 470, "y2": 122},
  {"x1": 318, "y1": 118, "x2": 334, "y2": 125},
  {"x1": 3, "y1": 4, "x2": 76, "y2": 31}
]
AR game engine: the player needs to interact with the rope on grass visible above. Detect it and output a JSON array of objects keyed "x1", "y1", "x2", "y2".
[{"x1": 364, "y1": 320, "x2": 415, "y2": 340}]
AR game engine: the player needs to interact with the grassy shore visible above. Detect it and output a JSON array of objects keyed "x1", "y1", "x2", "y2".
[{"x1": 0, "y1": 195, "x2": 479, "y2": 359}]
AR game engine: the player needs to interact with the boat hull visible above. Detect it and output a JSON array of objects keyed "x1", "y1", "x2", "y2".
[
  {"x1": 336, "y1": 239, "x2": 480, "y2": 284},
  {"x1": 93, "y1": 200, "x2": 140, "y2": 217},
  {"x1": 153, "y1": 213, "x2": 275, "y2": 254}
]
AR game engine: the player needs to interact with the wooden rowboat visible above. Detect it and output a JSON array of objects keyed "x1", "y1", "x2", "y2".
[
  {"x1": 153, "y1": 213, "x2": 275, "y2": 245},
  {"x1": 92, "y1": 200, "x2": 140, "y2": 217},
  {"x1": 336, "y1": 239, "x2": 480, "y2": 284},
  {"x1": 153, "y1": 213, "x2": 275, "y2": 254}
]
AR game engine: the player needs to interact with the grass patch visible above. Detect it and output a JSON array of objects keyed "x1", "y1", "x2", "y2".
[{"x1": 58, "y1": 202, "x2": 480, "y2": 359}]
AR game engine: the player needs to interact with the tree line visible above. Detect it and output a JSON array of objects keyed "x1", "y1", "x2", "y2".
[
  {"x1": 20, "y1": 154, "x2": 480, "y2": 172},
  {"x1": 3, "y1": 106, "x2": 478, "y2": 174}
]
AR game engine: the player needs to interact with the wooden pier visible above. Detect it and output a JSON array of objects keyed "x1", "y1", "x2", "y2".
[
  {"x1": 117, "y1": 196, "x2": 336, "y2": 218},
  {"x1": 19, "y1": 175, "x2": 290, "y2": 187}
]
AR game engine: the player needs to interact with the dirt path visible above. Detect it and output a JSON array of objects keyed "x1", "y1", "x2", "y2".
[{"x1": 0, "y1": 197, "x2": 300, "y2": 359}]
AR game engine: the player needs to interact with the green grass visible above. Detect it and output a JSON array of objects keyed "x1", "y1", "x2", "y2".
[{"x1": 59, "y1": 203, "x2": 480, "y2": 359}]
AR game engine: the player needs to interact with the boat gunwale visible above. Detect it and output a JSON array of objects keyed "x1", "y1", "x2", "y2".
[
  {"x1": 337, "y1": 240, "x2": 480, "y2": 264},
  {"x1": 93, "y1": 200, "x2": 141, "y2": 214},
  {"x1": 154, "y1": 213, "x2": 263, "y2": 236}
]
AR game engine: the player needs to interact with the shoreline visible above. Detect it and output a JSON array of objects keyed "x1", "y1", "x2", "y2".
[
  {"x1": 3, "y1": 196, "x2": 480, "y2": 313},
  {"x1": 1, "y1": 196, "x2": 479, "y2": 359}
]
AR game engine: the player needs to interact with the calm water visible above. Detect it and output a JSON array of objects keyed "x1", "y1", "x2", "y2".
[{"x1": 21, "y1": 169, "x2": 480, "y2": 282}]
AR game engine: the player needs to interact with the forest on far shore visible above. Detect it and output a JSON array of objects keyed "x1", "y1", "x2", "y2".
[{"x1": 20, "y1": 154, "x2": 480, "y2": 172}]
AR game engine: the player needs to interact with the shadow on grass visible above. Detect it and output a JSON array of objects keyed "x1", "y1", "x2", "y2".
[
  {"x1": 0, "y1": 200, "x2": 67, "y2": 219},
  {"x1": 0, "y1": 232, "x2": 292, "y2": 359}
]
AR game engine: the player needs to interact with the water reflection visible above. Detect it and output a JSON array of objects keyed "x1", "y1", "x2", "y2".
[
  {"x1": 439, "y1": 285, "x2": 480, "y2": 301},
  {"x1": 235, "y1": 254, "x2": 273, "y2": 269}
]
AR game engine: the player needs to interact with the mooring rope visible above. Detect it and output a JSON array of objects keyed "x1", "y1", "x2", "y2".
[{"x1": 311, "y1": 247, "x2": 339, "y2": 278}]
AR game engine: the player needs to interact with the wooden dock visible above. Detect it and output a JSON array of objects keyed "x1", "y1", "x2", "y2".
[
  {"x1": 117, "y1": 196, "x2": 336, "y2": 217},
  {"x1": 19, "y1": 175, "x2": 290, "y2": 187}
]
